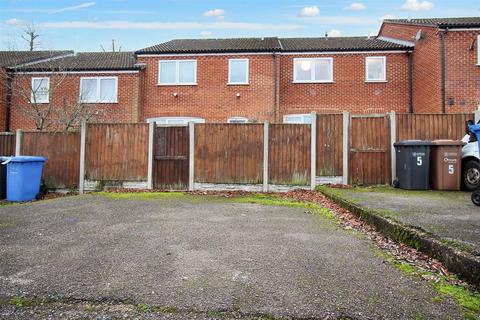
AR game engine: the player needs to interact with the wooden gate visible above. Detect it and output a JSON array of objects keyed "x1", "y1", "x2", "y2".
[
  {"x1": 349, "y1": 114, "x2": 390, "y2": 185},
  {"x1": 153, "y1": 126, "x2": 189, "y2": 189}
]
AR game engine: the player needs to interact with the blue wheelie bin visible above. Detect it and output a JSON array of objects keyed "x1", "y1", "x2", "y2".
[{"x1": 3, "y1": 156, "x2": 47, "y2": 202}]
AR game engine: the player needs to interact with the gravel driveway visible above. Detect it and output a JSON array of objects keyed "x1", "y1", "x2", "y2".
[{"x1": 0, "y1": 193, "x2": 464, "y2": 319}]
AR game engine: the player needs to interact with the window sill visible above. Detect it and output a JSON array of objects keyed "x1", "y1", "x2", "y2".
[
  {"x1": 157, "y1": 83, "x2": 198, "y2": 86},
  {"x1": 81, "y1": 101, "x2": 118, "y2": 104},
  {"x1": 227, "y1": 83, "x2": 249, "y2": 86},
  {"x1": 29, "y1": 101, "x2": 49, "y2": 104},
  {"x1": 292, "y1": 81, "x2": 334, "y2": 84},
  {"x1": 365, "y1": 80, "x2": 388, "y2": 83}
]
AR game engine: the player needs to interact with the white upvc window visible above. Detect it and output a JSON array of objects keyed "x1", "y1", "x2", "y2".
[
  {"x1": 228, "y1": 59, "x2": 249, "y2": 84},
  {"x1": 80, "y1": 77, "x2": 118, "y2": 103},
  {"x1": 158, "y1": 60, "x2": 197, "y2": 85},
  {"x1": 293, "y1": 58, "x2": 333, "y2": 83},
  {"x1": 147, "y1": 117, "x2": 205, "y2": 125},
  {"x1": 477, "y1": 34, "x2": 480, "y2": 65},
  {"x1": 227, "y1": 117, "x2": 248, "y2": 123},
  {"x1": 283, "y1": 114, "x2": 312, "y2": 124},
  {"x1": 31, "y1": 77, "x2": 50, "y2": 103},
  {"x1": 365, "y1": 56, "x2": 387, "y2": 82}
]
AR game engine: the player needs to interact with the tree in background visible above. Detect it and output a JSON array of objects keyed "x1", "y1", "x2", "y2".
[
  {"x1": 21, "y1": 24, "x2": 41, "y2": 51},
  {"x1": 101, "y1": 39, "x2": 122, "y2": 53}
]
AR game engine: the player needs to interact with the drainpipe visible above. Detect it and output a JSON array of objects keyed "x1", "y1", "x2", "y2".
[
  {"x1": 273, "y1": 52, "x2": 280, "y2": 122},
  {"x1": 440, "y1": 29, "x2": 447, "y2": 114},
  {"x1": 5, "y1": 70, "x2": 13, "y2": 132},
  {"x1": 408, "y1": 51, "x2": 414, "y2": 113}
]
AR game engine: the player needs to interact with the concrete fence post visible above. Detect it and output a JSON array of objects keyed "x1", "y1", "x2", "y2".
[
  {"x1": 342, "y1": 112, "x2": 349, "y2": 185},
  {"x1": 390, "y1": 112, "x2": 396, "y2": 185},
  {"x1": 188, "y1": 122, "x2": 195, "y2": 191},
  {"x1": 79, "y1": 121, "x2": 87, "y2": 195},
  {"x1": 15, "y1": 129, "x2": 22, "y2": 156},
  {"x1": 310, "y1": 112, "x2": 317, "y2": 190},
  {"x1": 475, "y1": 110, "x2": 480, "y2": 124},
  {"x1": 147, "y1": 122, "x2": 154, "y2": 190},
  {"x1": 263, "y1": 122, "x2": 269, "y2": 192}
]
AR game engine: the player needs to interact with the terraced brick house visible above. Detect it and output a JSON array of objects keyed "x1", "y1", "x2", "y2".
[
  {"x1": 2, "y1": 16, "x2": 479, "y2": 129},
  {"x1": 379, "y1": 17, "x2": 480, "y2": 113}
]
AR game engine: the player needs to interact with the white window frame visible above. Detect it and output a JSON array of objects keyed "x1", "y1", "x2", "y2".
[
  {"x1": 146, "y1": 117, "x2": 205, "y2": 125},
  {"x1": 365, "y1": 56, "x2": 387, "y2": 82},
  {"x1": 477, "y1": 34, "x2": 480, "y2": 66},
  {"x1": 293, "y1": 58, "x2": 334, "y2": 83},
  {"x1": 31, "y1": 77, "x2": 50, "y2": 103},
  {"x1": 283, "y1": 114, "x2": 312, "y2": 124},
  {"x1": 228, "y1": 59, "x2": 249, "y2": 85},
  {"x1": 227, "y1": 117, "x2": 249, "y2": 123},
  {"x1": 79, "y1": 76, "x2": 118, "y2": 103},
  {"x1": 158, "y1": 60, "x2": 197, "y2": 85}
]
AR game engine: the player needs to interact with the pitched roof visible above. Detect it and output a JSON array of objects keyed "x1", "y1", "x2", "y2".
[
  {"x1": 136, "y1": 37, "x2": 282, "y2": 54},
  {"x1": 136, "y1": 36, "x2": 412, "y2": 54},
  {"x1": 13, "y1": 52, "x2": 142, "y2": 72},
  {"x1": 384, "y1": 17, "x2": 480, "y2": 28},
  {"x1": 279, "y1": 36, "x2": 411, "y2": 52},
  {"x1": 0, "y1": 50, "x2": 72, "y2": 68}
]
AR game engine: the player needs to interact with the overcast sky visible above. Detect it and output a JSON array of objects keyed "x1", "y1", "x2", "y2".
[{"x1": 1, "y1": 0, "x2": 479, "y2": 52}]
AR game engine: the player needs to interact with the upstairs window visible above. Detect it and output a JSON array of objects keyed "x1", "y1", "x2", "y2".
[
  {"x1": 228, "y1": 59, "x2": 249, "y2": 84},
  {"x1": 477, "y1": 34, "x2": 480, "y2": 65},
  {"x1": 365, "y1": 56, "x2": 386, "y2": 82},
  {"x1": 80, "y1": 77, "x2": 118, "y2": 103},
  {"x1": 293, "y1": 58, "x2": 333, "y2": 83},
  {"x1": 158, "y1": 60, "x2": 197, "y2": 85},
  {"x1": 31, "y1": 77, "x2": 49, "y2": 103}
]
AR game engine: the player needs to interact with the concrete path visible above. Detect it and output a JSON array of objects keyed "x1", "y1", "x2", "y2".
[{"x1": 0, "y1": 194, "x2": 464, "y2": 319}]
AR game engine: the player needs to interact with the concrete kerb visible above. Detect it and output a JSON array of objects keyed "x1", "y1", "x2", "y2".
[{"x1": 319, "y1": 187, "x2": 480, "y2": 289}]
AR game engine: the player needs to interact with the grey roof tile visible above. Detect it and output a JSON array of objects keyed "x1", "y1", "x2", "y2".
[
  {"x1": 384, "y1": 17, "x2": 480, "y2": 28},
  {"x1": 0, "y1": 50, "x2": 72, "y2": 68}
]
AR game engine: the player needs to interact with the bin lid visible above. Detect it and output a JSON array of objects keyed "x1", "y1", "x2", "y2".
[
  {"x1": 393, "y1": 140, "x2": 433, "y2": 146},
  {"x1": 4, "y1": 156, "x2": 47, "y2": 163},
  {"x1": 431, "y1": 139, "x2": 465, "y2": 146}
]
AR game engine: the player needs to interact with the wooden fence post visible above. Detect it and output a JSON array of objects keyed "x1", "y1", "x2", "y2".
[
  {"x1": 390, "y1": 112, "x2": 396, "y2": 185},
  {"x1": 147, "y1": 122, "x2": 154, "y2": 190},
  {"x1": 79, "y1": 121, "x2": 87, "y2": 194},
  {"x1": 188, "y1": 122, "x2": 195, "y2": 191},
  {"x1": 310, "y1": 112, "x2": 317, "y2": 190},
  {"x1": 475, "y1": 110, "x2": 480, "y2": 124},
  {"x1": 15, "y1": 129, "x2": 22, "y2": 156},
  {"x1": 342, "y1": 112, "x2": 349, "y2": 185},
  {"x1": 263, "y1": 121, "x2": 269, "y2": 192}
]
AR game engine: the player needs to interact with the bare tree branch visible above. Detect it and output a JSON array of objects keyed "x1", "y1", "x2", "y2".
[{"x1": 20, "y1": 24, "x2": 40, "y2": 51}]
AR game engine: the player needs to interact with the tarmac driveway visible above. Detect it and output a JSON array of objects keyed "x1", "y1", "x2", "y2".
[{"x1": 0, "y1": 193, "x2": 464, "y2": 319}]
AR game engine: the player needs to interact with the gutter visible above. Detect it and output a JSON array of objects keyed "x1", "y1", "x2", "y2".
[
  {"x1": 440, "y1": 29, "x2": 447, "y2": 114},
  {"x1": 408, "y1": 51, "x2": 414, "y2": 113},
  {"x1": 5, "y1": 70, "x2": 12, "y2": 132}
]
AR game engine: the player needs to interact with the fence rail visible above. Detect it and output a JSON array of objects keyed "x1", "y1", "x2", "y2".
[{"x1": 4, "y1": 111, "x2": 477, "y2": 190}]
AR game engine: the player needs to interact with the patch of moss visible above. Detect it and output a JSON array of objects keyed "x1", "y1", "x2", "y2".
[
  {"x1": 136, "y1": 303, "x2": 149, "y2": 312},
  {"x1": 95, "y1": 191, "x2": 185, "y2": 200},
  {"x1": 2, "y1": 297, "x2": 48, "y2": 307},
  {"x1": 386, "y1": 254, "x2": 480, "y2": 319},
  {"x1": 228, "y1": 193, "x2": 336, "y2": 222},
  {"x1": 0, "y1": 223, "x2": 13, "y2": 228}
]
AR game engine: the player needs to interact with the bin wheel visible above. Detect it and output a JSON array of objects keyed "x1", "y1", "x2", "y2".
[
  {"x1": 392, "y1": 179, "x2": 400, "y2": 188},
  {"x1": 472, "y1": 191, "x2": 480, "y2": 207}
]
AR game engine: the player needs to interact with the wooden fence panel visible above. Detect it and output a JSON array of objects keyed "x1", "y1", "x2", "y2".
[
  {"x1": 396, "y1": 113, "x2": 473, "y2": 141},
  {"x1": 86, "y1": 124, "x2": 148, "y2": 181},
  {"x1": 316, "y1": 114, "x2": 343, "y2": 176},
  {"x1": 21, "y1": 132, "x2": 80, "y2": 188},
  {"x1": 154, "y1": 126, "x2": 189, "y2": 189},
  {"x1": 269, "y1": 124, "x2": 311, "y2": 185},
  {"x1": 0, "y1": 133, "x2": 15, "y2": 156},
  {"x1": 349, "y1": 115, "x2": 390, "y2": 185},
  {"x1": 195, "y1": 124, "x2": 263, "y2": 184}
]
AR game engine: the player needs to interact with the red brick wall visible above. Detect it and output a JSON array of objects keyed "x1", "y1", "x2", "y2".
[
  {"x1": 279, "y1": 52, "x2": 410, "y2": 116},
  {"x1": 10, "y1": 72, "x2": 142, "y2": 131},
  {"x1": 444, "y1": 31, "x2": 480, "y2": 113},
  {"x1": 380, "y1": 23, "x2": 443, "y2": 113},
  {"x1": 138, "y1": 55, "x2": 277, "y2": 123}
]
